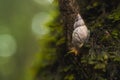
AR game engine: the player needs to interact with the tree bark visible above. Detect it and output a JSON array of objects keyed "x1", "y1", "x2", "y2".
[{"x1": 58, "y1": 0, "x2": 79, "y2": 50}]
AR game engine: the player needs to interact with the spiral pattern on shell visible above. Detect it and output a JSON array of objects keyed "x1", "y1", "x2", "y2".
[{"x1": 72, "y1": 14, "x2": 90, "y2": 48}]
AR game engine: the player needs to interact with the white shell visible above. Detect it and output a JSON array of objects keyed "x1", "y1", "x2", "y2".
[
  {"x1": 72, "y1": 25, "x2": 88, "y2": 43},
  {"x1": 72, "y1": 14, "x2": 90, "y2": 48},
  {"x1": 74, "y1": 14, "x2": 85, "y2": 29}
]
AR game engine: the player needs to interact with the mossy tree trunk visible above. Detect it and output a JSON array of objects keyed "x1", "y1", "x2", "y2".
[
  {"x1": 36, "y1": 0, "x2": 120, "y2": 80},
  {"x1": 58, "y1": 0, "x2": 120, "y2": 80}
]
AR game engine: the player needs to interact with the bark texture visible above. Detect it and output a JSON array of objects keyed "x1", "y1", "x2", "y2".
[{"x1": 58, "y1": 0, "x2": 79, "y2": 50}]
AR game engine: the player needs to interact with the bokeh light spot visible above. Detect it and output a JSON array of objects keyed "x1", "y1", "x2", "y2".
[
  {"x1": 48, "y1": 0, "x2": 54, "y2": 3},
  {"x1": 32, "y1": 12, "x2": 53, "y2": 38},
  {"x1": 34, "y1": 0, "x2": 50, "y2": 5},
  {"x1": 0, "y1": 34, "x2": 17, "y2": 57}
]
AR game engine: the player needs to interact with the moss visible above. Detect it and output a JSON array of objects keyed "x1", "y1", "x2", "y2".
[{"x1": 36, "y1": 0, "x2": 120, "y2": 80}]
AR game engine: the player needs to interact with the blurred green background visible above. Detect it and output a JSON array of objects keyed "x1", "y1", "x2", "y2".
[
  {"x1": 0, "y1": 0, "x2": 57, "y2": 80},
  {"x1": 1, "y1": 0, "x2": 120, "y2": 80}
]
